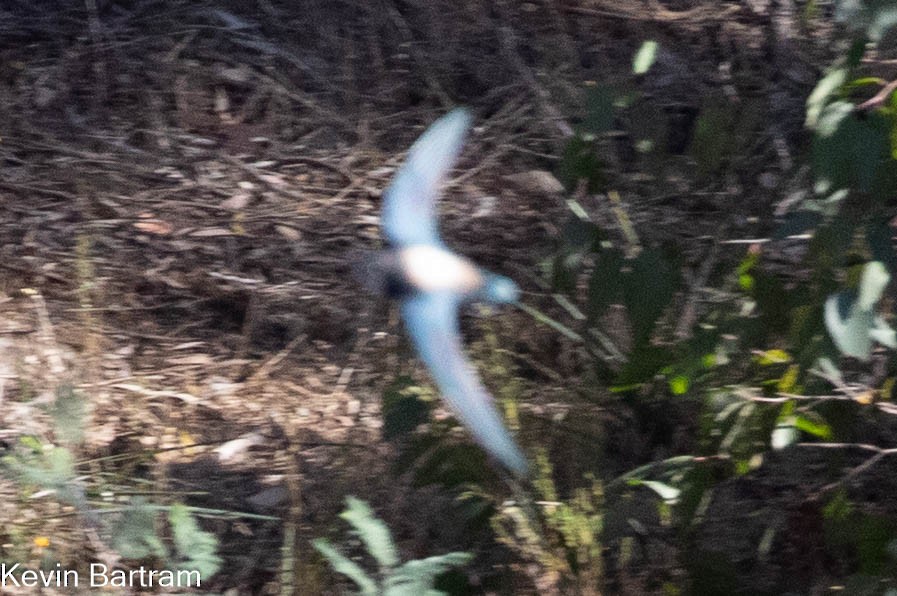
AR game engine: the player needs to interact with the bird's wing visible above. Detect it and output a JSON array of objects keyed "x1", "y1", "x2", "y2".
[
  {"x1": 402, "y1": 292, "x2": 528, "y2": 476},
  {"x1": 382, "y1": 109, "x2": 471, "y2": 248}
]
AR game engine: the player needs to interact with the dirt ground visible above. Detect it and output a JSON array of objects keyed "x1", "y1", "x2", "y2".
[{"x1": 2, "y1": 1, "x2": 893, "y2": 594}]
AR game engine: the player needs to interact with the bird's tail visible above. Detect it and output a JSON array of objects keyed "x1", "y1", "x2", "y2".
[{"x1": 350, "y1": 250, "x2": 411, "y2": 298}]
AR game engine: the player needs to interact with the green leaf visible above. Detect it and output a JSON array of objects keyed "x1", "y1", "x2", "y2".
[
  {"x1": 812, "y1": 102, "x2": 897, "y2": 198},
  {"x1": 582, "y1": 85, "x2": 616, "y2": 134},
  {"x1": 111, "y1": 500, "x2": 168, "y2": 560},
  {"x1": 814, "y1": 356, "x2": 844, "y2": 386},
  {"x1": 49, "y1": 385, "x2": 86, "y2": 446},
  {"x1": 312, "y1": 539, "x2": 378, "y2": 596},
  {"x1": 633, "y1": 41, "x2": 658, "y2": 75},
  {"x1": 314, "y1": 498, "x2": 471, "y2": 596},
  {"x1": 755, "y1": 349, "x2": 792, "y2": 365},
  {"x1": 870, "y1": 315, "x2": 897, "y2": 348},
  {"x1": 386, "y1": 553, "x2": 473, "y2": 596},
  {"x1": 169, "y1": 504, "x2": 222, "y2": 579},
  {"x1": 612, "y1": 344, "x2": 673, "y2": 389},
  {"x1": 846, "y1": 37, "x2": 867, "y2": 67},
  {"x1": 8, "y1": 445, "x2": 76, "y2": 492},
  {"x1": 669, "y1": 375, "x2": 690, "y2": 395},
  {"x1": 826, "y1": 292, "x2": 875, "y2": 359},
  {"x1": 340, "y1": 496, "x2": 400, "y2": 570},
  {"x1": 622, "y1": 248, "x2": 678, "y2": 347},
  {"x1": 771, "y1": 422, "x2": 799, "y2": 450},
  {"x1": 815, "y1": 99, "x2": 854, "y2": 137},
  {"x1": 857, "y1": 261, "x2": 890, "y2": 310},
  {"x1": 736, "y1": 250, "x2": 759, "y2": 290},
  {"x1": 794, "y1": 414, "x2": 833, "y2": 440},
  {"x1": 806, "y1": 68, "x2": 847, "y2": 128},
  {"x1": 587, "y1": 248, "x2": 624, "y2": 322},
  {"x1": 411, "y1": 443, "x2": 493, "y2": 488},
  {"x1": 634, "y1": 479, "x2": 681, "y2": 504},
  {"x1": 846, "y1": 76, "x2": 888, "y2": 90},
  {"x1": 690, "y1": 103, "x2": 737, "y2": 176},
  {"x1": 777, "y1": 364, "x2": 800, "y2": 393},
  {"x1": 558, "y1": 135, "x2": 605, "y2": 193},
  {"x1": 45, "y1": 447, "x2": 76, "y2": 486},
  {"x1": 825, "y1": 261, "x2": 894, "y2": 359},
  {"x1": 19, "y1": 436, "x2": 43, "y2": 453},
  {"x1": 382, "y1": 377, "x2": 431, "y2": 440}
]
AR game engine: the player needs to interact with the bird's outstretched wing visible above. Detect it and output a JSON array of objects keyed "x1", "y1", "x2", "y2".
[
  {"x1": 382, "y1": 109, "x2": 471, "y2": 248},
  {"x1": 402, "y1": 292, "x2": 529, "y2": 476}
]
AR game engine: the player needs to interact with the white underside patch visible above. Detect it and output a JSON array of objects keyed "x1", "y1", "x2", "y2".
[{"x1": 400, "y1": 245, "x2": 482, "y2": 293}]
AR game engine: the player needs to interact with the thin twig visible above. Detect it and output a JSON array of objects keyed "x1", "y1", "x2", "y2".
[
  {"x1": 800, "y1": 443, "x2": 897, "y2": 499},
  {"x1": 858, "y1": 79, "x2": 897, "y2": 111}
]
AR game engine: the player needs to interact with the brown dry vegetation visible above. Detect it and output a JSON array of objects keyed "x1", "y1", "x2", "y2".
[{"x1": 0, "y1": 1, "x2": 891, "y2": 595}]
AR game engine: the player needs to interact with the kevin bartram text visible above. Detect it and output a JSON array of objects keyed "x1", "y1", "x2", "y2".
[{"x1": 1, "y1": 563, "x2": 201, "y2": 588}]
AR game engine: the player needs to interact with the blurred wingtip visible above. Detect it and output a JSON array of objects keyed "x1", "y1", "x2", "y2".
[
  {"x1": 381, "y1": 109, "x2": 474, "y2": 248},
  {"x1": 408, "y1": 107, "x2": 472, "y2": 166},
  {"x1": 504, "y1": 451, "x2": 530, "y2": 478}
]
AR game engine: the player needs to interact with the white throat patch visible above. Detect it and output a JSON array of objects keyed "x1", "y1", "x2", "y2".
[{"x1": 399, "y1": 245, "x2": 482, "y2": 293}]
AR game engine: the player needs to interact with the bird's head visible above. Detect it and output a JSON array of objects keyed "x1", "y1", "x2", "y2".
[{"x1": 479, "y1": 273, "x2": 520, "y2": 304}]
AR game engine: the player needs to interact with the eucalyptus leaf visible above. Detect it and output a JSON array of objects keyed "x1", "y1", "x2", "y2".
[
  {"x1": 623, "y1": 248, "x2": 678, "y2": 347},
  {"x1": 633, "y1": 41, "x2": 658, "y2": 75},
  {"x1": 870, "y1": 316, "x2": 897, "y2": 347},
  {"x1": 824, "y1": 261, "x2": 894, "y2": 360},
  {"x1": 825, "y1": 291, "x2": 874, "y2": 359},
  {"x1": 771, "y1": 423, "x2": 799, "y2": 450},
  {"x1": 807, "y1": 72, "x2": 848, "y2": 129},
  {"x1": 814, "y1": 356, "x2": 844, "y2": 385},
  {"x1": 857, "y1": 261, "x2": 890, "y2": 310},
  {"x1": 794, "y1": 414, "x2": 833, "y2": 440},
  {"x1": 812, "y1": 102, "x2": 897, "y2": 197},
  {"x1": 636, "y1": 479, "x2": 681, "y2": 504}
]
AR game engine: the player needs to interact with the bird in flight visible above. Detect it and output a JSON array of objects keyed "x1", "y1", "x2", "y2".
[{"x1": 367, "y1": 108, "x2": 528, "y2": 477}]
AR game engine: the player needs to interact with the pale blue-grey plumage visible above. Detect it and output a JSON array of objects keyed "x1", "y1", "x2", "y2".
[
  {"x1": 402, "y1": 292, "x2": 527, "y2": 476},
  {"x1": 381, "y1": 109, "x2": 470, "y2": 249},
  {"x1": 377, "y1": 108, "x2": 528, "y2": 476}
]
